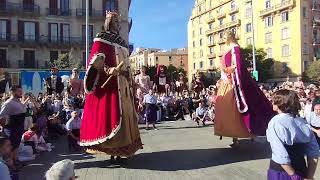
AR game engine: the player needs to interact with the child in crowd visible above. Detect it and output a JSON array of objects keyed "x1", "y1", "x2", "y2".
[
  {"x1": 267, "y1": 89, "x2": 319, "y2": 180},
  {"x1": 143, "y1": 89, "x2": 158, "y2": 130},
  {"x1": 194, "y1": 101, "x2": 207, "y2": 126},
  {"x1": 65, "y1": 111, "x2": 82, "y2": 151},
  {"x1": 21, "y1": 124, "x2": 52, "y2": 154}
]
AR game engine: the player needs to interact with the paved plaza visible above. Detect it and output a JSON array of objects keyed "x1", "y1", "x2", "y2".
[{"x1": 20, "y1": 120, "x2": 320, "y2": 180}]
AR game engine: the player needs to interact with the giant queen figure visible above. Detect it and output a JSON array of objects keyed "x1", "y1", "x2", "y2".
[
  {"x1": 214, "y1": 31, "x2": 275, "y2": 148},
  {"x1": 80, "y1": 12, "x2": 143, "y2": 162}
]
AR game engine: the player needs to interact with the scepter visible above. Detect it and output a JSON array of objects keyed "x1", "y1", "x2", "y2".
[{"x1": 101, "y1": 61, "x2": 124, "y2": 88}]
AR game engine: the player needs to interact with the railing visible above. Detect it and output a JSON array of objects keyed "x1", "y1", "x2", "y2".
[
  {"x1": 217, "y1": 12, "x2": 226, "y2": 19},
  {"x1": 75, "y1": 9, "x2": 104, "y2": 17},
  {"x1": 229, "y1": 7, "x2": 239, "y2": 14},
  {"x1": 207, "y1": 17, "x2": 215, "y2": 23},
  {"x1": 208, "y1": 41, "x2": 215, "y2": 47},
  {"x1": 0, "y1": 2, "x2": 40, "y2": 14},
  {"x1": 208, "y1": 53, "x2": 216, "y2": 58},
  {"x1": 18, "y1": 60, "x2": 50, "y2": 69},
  {"x1": 47, "y1": 8, "x2": 72, "y2": 16},
  {"x1": 0, "y1": 34, "x2": 86, "y2": 46},
  {"x1": 313, "y1": 39, "x2": 320, "y2": 45},
  {"x1": 313, "y1": 2, "x2": 320, "y2": 10},
  {"x1": 260, "y1": 0, "x2": 294, "y2": 16},
  {"x1": 0, "y1": 60, "x2": 10, "y2": 68},
  {"x1": 212, "y1": 20, "x2": 241, "y2": 33}
]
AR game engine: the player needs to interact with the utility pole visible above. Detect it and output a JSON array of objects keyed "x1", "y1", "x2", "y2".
[
  {"x1": 248, "y1": 0, "x2": 258, "y2": 81},
  {"x1": 85, "y1": 0, "x2": 89, "y2": 68}
]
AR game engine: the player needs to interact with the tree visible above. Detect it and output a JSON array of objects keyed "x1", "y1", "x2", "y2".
[
  {"x1": 240, "y1": 46, "x2": 275, "y2": 82},
  {"x1": 50, "y1": 50, "x2": 83, "y2": 69},
  {"x1": 305, "y1": 60, "x2": 320, "y2": 81}
]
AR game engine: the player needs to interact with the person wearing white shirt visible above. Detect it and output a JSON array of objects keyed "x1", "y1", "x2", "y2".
[{"x1": 65, "y1": 111, "x2": 82, "y2": 151}]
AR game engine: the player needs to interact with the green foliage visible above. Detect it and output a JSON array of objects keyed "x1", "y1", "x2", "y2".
[
  {"x1": 240, "y1": 46, "x2": 274, "y2": 82},
  {"x1": 305, "y1": 60, "x2": 320, "y2": 81},
  {"x1": 49, "y1": 51, "x2": 83, "y2": 70}
]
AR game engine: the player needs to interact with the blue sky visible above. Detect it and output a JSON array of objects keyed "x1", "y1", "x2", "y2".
[{"x1": 129, "y1": 0, "x2": 194, "y2": 50}]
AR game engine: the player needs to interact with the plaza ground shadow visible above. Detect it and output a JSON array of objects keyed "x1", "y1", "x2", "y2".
[
  {"x1": 75, "y1": 140, "x2": 270, "y2": 171},
  {"x1": 124, "y1": 141, "x2": 270, "y2": 171}
]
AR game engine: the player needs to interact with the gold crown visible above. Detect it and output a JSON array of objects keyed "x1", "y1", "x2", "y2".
[{"x1": 106, "y1": 11, "x2": 119, "y2": 17}]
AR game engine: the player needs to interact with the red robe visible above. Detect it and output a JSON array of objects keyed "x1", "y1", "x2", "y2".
[{"x1": 80, "y1": 32, "x2": 142, "y2": 157}]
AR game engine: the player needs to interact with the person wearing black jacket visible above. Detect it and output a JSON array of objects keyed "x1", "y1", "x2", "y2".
[{"x1": 45, "y1": 67, "x2": 64, "y2": 95}]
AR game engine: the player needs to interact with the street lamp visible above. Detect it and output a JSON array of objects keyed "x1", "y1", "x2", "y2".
[
  {"x1": 247, "y1": 0, "x2": 257, "y2": 71},
  {"x1": 85, "y1": 0, "x2": 89, "y2": 68}
]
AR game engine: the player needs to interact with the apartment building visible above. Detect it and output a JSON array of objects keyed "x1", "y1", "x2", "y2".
[
  {"x1": 129, "y1": 47, "x2": 188, "y2": 72},
  {"x1": 188, "y1": 0, "x2": 318, "y2": 84},
  {"x1": 0, "y1": 0, "x2": 132, "y2": 70}
]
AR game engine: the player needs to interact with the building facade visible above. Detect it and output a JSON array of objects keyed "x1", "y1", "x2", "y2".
[
  {"x1": 129, "y1": 47, "x2": 188, "y2": 72},
  {"x1": 188, "y1": 0, "x2": 319, "y2": 84},
  {"x1": 0, "y1": 0, "x2": 132, "y2": 70}
]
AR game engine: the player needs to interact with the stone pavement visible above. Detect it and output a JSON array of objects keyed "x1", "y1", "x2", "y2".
[{"x1": 21, "y1": 120, "x2": 320, "y2": 180}]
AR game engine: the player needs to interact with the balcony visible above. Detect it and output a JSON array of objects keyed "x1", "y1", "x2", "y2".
[
  {"x1": 212, "y1": 20, "x2": 241, "y2": 33},
  {"x1": 207, "y1": 17, "x2": 215, "y2": 23},
  {"x1": 208, "y1": 53, "x2": 216, "y2": 59},
  {"x1": 75, "y1": 9, "x2": 105, "y2": 20},
  {"x1": 47, "y1": 8, "x2": 72, "y2": 16},
  {"x1": 229, "y1": 7, "x2": 239, "y2": 15},
  {"x1": 217, "y1": 13, "x2": 226, "y2": 19},
  {"x1": 313, "y1": 2, "x2": 320, "y2": 11},
  {"x1": 0, "y1": 60, "x2": 10, "y2": 68},
  {"x1": 314, "y1": 18, "x2": 320, "y2": 25},
  {"x1": 0, "y1": 2, "x2": 40, "y2": 16},
  {"x1": 260, "y1": 0, "x2": 295, "y2": 17},
  {"x1": 18, "y1": 60, "x2": 49, "y2": 69},
  {"x1": 0, "y1": 34, "x2": 85, "y2": 48}
]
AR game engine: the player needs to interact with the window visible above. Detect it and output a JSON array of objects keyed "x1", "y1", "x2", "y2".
[
  {"x1": 231, "y1": 14, "x2": 236, "y2": 21},
  {"x1": 265, "y1": 0, "x2": 271, "y2": 8},
  {"x1": 218, "y1": 7, "x2": 222, "y2": 14},
  {"x1": 303, "y1": 24, "x2": 307, "y2": 37},
  {"x1": 231, "y1": 1, "x2": 236, "y2": 10},
  {"x1": 209, "y1": 35, "x2": 214, "y2": 44},
  {"x1": 199, "y1": 16, "x2": 203, "y2": 24},
  {"x1": 246, "y1": 23, "x2": 252, "y2": 33},
  {"x1": 169, "y1": 56, "x2": 172, "y2": 64},
  {"x1": 200, "y1": 39, "x2": 203, "y2": 46},
  {"x1": 200, "y1": 61, "x2": 203, "y2": 69},
  {"x1": 281, "y1": 28, "x2": 290, "y2": 40},
  {"x1": 303, "y1": 7, "x2": 307, "y2": 18},
  {"x1": 193, "y1": 62, "x2": 196, "y2": 69},
  {"x1": 209, "y1": 47, "x2": 214, "y2": 54},
  {"x1": 103, "y1": 0, "x2": 118, "y2": 12},
  {"x1": 49, "y1": 23, "x2": 58, "y2": 42},
  {"x1": 193, "y1": 41, "x2": 196, "y2": 48},
  {"x1": 24, "y1": 50, "x2": 35, "y2": 68},
  {"x1": 209, "y1": 23, "x2": 213, "y2": 30},
  {"x1": 303, "y1": 61, "x2": 310, "y2": 71},
  {"x1": 265, "y1": 32, "x2": 272, "y2": 43},
  {"x1": 199, "y1": 27, "x2": 202, "y2": 35},
  {"x1": 231, "y1": 28, "x2": 236, "y2": 35},
  {"x1": 246, "y1": 37, "x2": 252, "y2": 45},
  {"x1": 50, "y1": 51, "x2": 58, "y2": 62},
  {"x1": 60, "y1": 0, "x2": 70, "y2": 15},
  {"x1": 156, "y1": 56, "x2": 159, "y2": 63},
  {"x1": 282, "y1": 45, "x2": 290, "y2": 57},
  {"x1": 82, "y1": 25, "x2": 93, "y2": 42},
  {"x1": 24, "y1": 22, "x2": 36, "y2": 41},
  {"x1": 265, "y1": 16, "x2": 273, "y2": 27},
  {"x1": 219, "y1": 19, "x2": 223, "y2": 26},
  {"x1": 200, "y1": 50, "x2": 203, "y2": 57},
  {"x1": 192, "y1": 30, "x2": 195, "y2": 37},
  {"x1": 246, "y1": 7, "x2": 252, "y2": 18},
  {"x1": 210, "y1": 59, "x2": 213, "y2": 66},
  {"x1": 198, "y1": 4, "x2": 202, "y2": 13},
  {"x1": 266, "y1": 48, "x2": 272, "y2": 58},
  {"x1": 0, "y1": 20, "x2": 6, "y2": 40},
  {"x1": 193, "y1": 52, "x2": 196, "y2": 58},
  {"x1": 61, "y1": 24, "x2": 70, "y2": 42},
  {"x1": 303, "y1": 43, "x2": 308, "y2": 54},
  {"x1": 219, "y1": 31, "x2": 224, "y2": 39},
  {"x1": 281, "y1": 11, "x2": 289, "y2": 22},
  {"x1": 82, "y1": 52, "x2": 86, "y2": 67},
  {"x1": 0, "y1": 49, "x2": 7, "y2": 68}
]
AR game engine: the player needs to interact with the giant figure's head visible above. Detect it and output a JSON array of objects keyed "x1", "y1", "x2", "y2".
[{"x1": 104, "y1": 11, "x2": 120, "y2": 34}]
